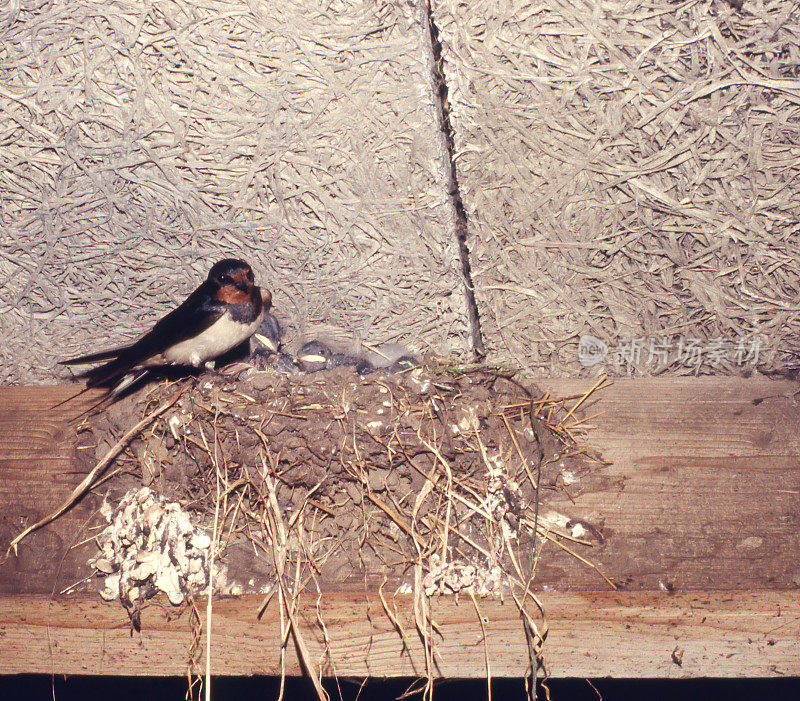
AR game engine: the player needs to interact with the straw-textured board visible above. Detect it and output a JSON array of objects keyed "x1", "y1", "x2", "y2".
[
  {"x1": 0, "y1": 0, "x2": 470, "y2": 385},
  {"x1": 432, "y1": 0, "x2": 800, "y2": 376}
]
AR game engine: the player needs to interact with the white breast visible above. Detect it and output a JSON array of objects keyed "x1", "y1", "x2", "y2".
[{"x1": 163, "y1": 310, "x2": 263, "y2": 366}]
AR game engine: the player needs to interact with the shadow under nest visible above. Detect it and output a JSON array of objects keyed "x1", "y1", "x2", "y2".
[{"x1": 75, "y1": 358, "x2": 613, "y2": 640}]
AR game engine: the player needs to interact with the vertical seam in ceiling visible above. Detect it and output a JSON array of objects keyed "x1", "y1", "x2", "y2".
[{"x1": 422, "y1": 0, "x2": 486, "y2": 359}]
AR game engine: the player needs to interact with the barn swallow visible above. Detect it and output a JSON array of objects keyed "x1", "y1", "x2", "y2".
[
  {"x1": 385, "y1": 355, "x2": 419, "y2": 373},
  {"x1": 251, "y1": 313, "x2": 283, "y2": 355},
  {"x1": 295, "y1": 341, "x2": 374, "y2": 375},
  {"x1": 248, "y1": 313, "x2": 299, "y2": 374},
  {"x1": 362, "y1": 343, "x2": 414, "y2": 368},
  {"x1": 271, "y1": 352, "x2": 299, "y2": 374},
  {"x1": 329, "y1": 352, "x2": 373, "y2": 375},
  {"x1": 248, "y1": 350, "x2": 298, "y2": 375},
  {"x1": 61, "y1": 258, "x2": 268, "y2": 396},
  {"x1": 362, "y1": 343, "x2": 419, "y2": 373},
  {"x1": 294, "y1": 341, "x2": 332, "y2": 373}
]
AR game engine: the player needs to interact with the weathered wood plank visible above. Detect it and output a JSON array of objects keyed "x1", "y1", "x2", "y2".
[
  {"x1": 1, "y1": 378, "x2": 798, "y2": 677},
  {"x1": 0, "y1": 591, "x2": 796, "y2": 678},
  {"x1": 536, "y1": 377, "x2": 800, "y2": 591},
  {"x1": 0, "y1": 386, "x2": 104, "y2": 594},
  {"x1": 539, "y1": 377, "x2": 800, "y2": 460}
]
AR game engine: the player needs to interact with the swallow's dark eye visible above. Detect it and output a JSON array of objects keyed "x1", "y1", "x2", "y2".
[{"x1": 219, "y1": 274, "x2": 233, "y2": 285}]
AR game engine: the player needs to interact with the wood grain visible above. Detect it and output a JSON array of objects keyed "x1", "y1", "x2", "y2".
[
  {"x1": 0, "y1": 386, "x2": 104, "y2": 594},
  {"x1": 0, "y1": 591, "x2": 796, "y2": 677},
  {"x1": 1, "y1": 378, "x2": 799, "y2": 677},
  {"x1": 537, "y1": 377, "x2": 800, "y2": 591}
]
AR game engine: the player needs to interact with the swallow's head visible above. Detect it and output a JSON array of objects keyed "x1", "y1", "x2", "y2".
[
  {"x1": 209, "y1": 258, "x2": 258, "y2": 304},
  {"x1": 252, "y1": 313, "x2": 282, "y2": 353},
  {"x1": 295, "y1": 341, "x2": 332, "y2": 372}
]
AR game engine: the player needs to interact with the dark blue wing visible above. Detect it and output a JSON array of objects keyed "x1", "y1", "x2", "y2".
[{"x1": 62, "y1": 281, "x2": 226, "y2": 388}]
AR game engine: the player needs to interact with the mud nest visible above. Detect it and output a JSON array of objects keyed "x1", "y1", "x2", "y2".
[{"x1": 77, "y1": 359, "x2": 611, "y2": 609}]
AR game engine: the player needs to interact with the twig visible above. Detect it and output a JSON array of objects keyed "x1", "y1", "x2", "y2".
[
  {"x1": 261, "y1": 454, "x2": 329, "y2": 701},
  {"x1": 560, "y1": 375, "x2": 611, "y2": 426},
  {"x1": 378, "y1": 577, "x2": 412, "y2": 653},
  {"x1": 539, "y1": 531, "x2": 617, "y2": 590},
  {"x1": 8, "y1": 389, "x2": 183, "y2": 554},
  {"x1": 469, "y1": 590, "x2": 492, "y2": 701},
  {"x1": 347, "y1": 467, "x2": 429, "y2": 550},
  {"x1": 197, "y1": 424, "x2": 223, "y2": 701}
]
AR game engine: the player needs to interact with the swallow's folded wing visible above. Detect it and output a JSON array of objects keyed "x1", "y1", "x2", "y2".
[{"x1": 59, "y1": 283, "x2": 226, "y2": 388}]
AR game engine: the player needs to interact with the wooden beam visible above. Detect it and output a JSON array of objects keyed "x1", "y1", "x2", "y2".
[
  {"x1": 534, "y1": 377, "x2": 800, "y2": 591},
  {"x1": 0, "y1": 386, "x2": 103, "y2": 594},
  {"x1": 1, "y1": 378, "x2": 799, "y2": 677},
  {"x1": 0, "y1": 591, "x2": 796, "y2": 678}
]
